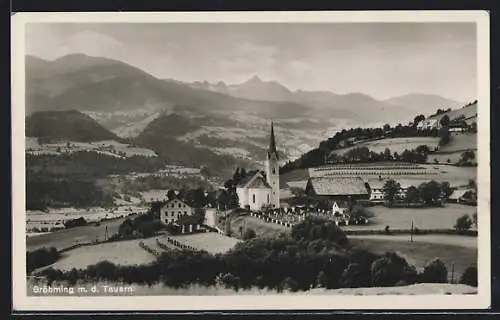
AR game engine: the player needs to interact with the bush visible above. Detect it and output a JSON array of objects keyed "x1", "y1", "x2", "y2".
[
  {"x1": 315, "y1": 271, "x2": 328, "y2": 288},
  {"x1": 371, "y1": 252, "x2": 418, "y2": 287},
  {"x1": 242, "y1": 228, "x2": 257, "y2": 240},
  {"x1": 420, "y1": 258, "x2": 448, "y2": 283},
  {"x1": 291, "y1": 217, "x2": 347, "y2": 246},
  {"x1": 63, "y1": 217, "x2": 88, "y2": 229},
  {"x1": 281, "y1": 277, "x2": 299, "y2": 292},
  {"x1": 26, "y1": 247, "x2": 61, "y2": 274},
  {"x1": 460, "y1": 266, "x2": 478, "y2": 287},
  {"x1": 454, "y1": 214, "x2": 473, "y2": 231},
  {"x1": 339, "y1": 263, "x2": 367, "y2": 288}
]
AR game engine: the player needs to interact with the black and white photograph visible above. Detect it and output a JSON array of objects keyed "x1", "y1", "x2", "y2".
[{"x1": 11, "y1": 11, "x2": 490, "y2": 311}]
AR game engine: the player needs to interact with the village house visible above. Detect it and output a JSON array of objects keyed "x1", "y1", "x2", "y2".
[
  {"x1": 236, "y1": 122, "x2": 280, "y2": 210},
  {"x1": 159, "y1": 197, "x2": 195, "y2": 225},
  {"x1": 304, "y1": 176, "x2": 369, "y2": 208}
]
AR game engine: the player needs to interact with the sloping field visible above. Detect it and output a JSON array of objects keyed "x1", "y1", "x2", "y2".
[
  {"x1": 438, "y1": 133, "x2": 477, "y2": 153},
  {"x1": 350, "y1": 237, "x2": 477, "y2": 281},
  {"x1": 49, "y1": 239, "x2": 157, "y2": 272},
  {"x1": 230, "y1": 215, "x2": 287, "y2": 238},
  {"x1": 26, "y1": 218, "x2": 127, "y2": 252},
  {"x1": 170, "y1": 233, "x2": 242, "y2": 254},
  {"x1": 332, "y1": 137, "x2": 440, "y2": 155}
]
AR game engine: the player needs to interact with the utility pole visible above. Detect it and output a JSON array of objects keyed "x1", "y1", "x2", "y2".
[
  {"x1": 104, "y1": 225, "x2": 109, "y2": 241},
  {"x1": 410, "y1": 219, "x2": 414, "y2": 243},
  {"x1": 451, "y1": 264, "x2": 455, "y2": 284}
]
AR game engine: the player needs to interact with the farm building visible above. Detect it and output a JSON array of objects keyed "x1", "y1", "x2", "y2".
[
  {"x1": 448, "y1": 188, "x2": 474, "y2": 203},
  {"x1": 159, "y1": 197, "x2": 196, "y2": 225},
  {"x1": 304, "y1": 176, "x2": 369, "y2": 207}
]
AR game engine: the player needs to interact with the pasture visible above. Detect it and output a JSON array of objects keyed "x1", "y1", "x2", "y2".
[
  {"x1": 349, "y1": 237, "x2": 477, "y2": 282},
  {"x1": 169, "y1": 233, "x2": 242, "y2": 254},
  {"x1": 49, "y1": 239, "x2": 157, "y2": 272},
  {"x1": 230, "y1": 215, "x2": 287, "y2": 238}
]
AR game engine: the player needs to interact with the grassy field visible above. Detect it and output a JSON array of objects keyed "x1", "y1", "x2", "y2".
[
  {"x1": 439, "y1": 133, "x2": 477, "y2": 153},
  {"x1": 49, "y1": 239, "x2": 158, "y2": 272},
  {"x1": 345, "y1": 204, "x2": 476, "y2": 231},
  {"x1": 170, "y1": 233, "x2": 242, "y2": 254},
  {"x1": 230, "y1": 215, "x2": 287, "y2": 238},
  {"x1": 349, "y1": 238, "x2": 477, "y2": 282},
  {"x1": 26, "y1": 217, "x2": 127, "y2": 252},
  {"x1": 333, "y1": 137, "x2": 440, "y2": 155}
]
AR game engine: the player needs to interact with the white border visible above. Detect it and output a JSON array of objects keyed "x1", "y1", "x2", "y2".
[{"x1": 11, "y1": 11, "x2": 491, "y2": 311}]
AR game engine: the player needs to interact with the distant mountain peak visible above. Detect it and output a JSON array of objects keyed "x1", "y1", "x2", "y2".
[{"x1": 243, "y1": 74, "x2": 264, "y2": 85}]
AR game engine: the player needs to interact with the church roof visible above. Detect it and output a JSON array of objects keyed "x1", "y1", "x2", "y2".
[
  {"x1": 306, "y1": 177, "x2": 368, "y2": 196},
  {"x1": 267, "y1": 121, "x2": 279, "y2": 160},
  {"x1": 237, "y1": 172, "x2": 271, "y2": 189}
]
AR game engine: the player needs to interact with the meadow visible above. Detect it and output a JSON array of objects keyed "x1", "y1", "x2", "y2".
[
  {"x1": 333, "y1": 137, "x2": 440, "y2": 155},
  {"x1": 48, "y1": 239, "x2": 158, "y2": 272},
  {"x1": 26, "y1": 217, "x2": 127, "y2": 252},
  {"x1": 169, "y1": 233, "x2": 242, "y2": 254},
  {"x1": 349, "y1": 238, "x2": 477, "y2": 282}
]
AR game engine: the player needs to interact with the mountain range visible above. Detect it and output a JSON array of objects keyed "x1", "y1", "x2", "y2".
[{"x1": 25, "y1": 53, "x2": 463, "y2": 173}]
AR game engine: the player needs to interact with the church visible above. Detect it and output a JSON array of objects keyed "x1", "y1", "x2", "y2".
[{"x1": 236, "y1": 122, "x2": 280, "y2": 211}]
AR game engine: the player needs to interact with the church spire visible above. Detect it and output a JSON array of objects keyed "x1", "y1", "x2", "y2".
[{"x1": 268, "y1": 121, "x2": 278, "y2": 160}]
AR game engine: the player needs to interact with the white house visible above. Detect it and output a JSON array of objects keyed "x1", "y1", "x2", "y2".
[
  {"x1": 159, "y1": 197, "x2": 195, "y2": 224},
  {"x1": 236, "y1": 122, "x2": 280, "y2": 210}
]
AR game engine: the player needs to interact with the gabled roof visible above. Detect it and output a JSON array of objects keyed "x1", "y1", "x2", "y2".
[
  {"x1": 306, "y1": 177, "x2": 368, "y2": 196},
  {"x1": 236, "y1": 171, "x2": 271, "y2": 189},
  {"x1": 161, "y1": 196, "x2": 195, "y2": 208}
]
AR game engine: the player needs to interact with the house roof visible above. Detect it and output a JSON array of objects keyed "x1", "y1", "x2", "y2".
[
  {"x1": 307, "y1": 177, "x2": 368, "y2": 196},
  {"x1": 449, "y1": 188, "x2": 475, "y2": 199},
  {"x1": 237, "y1": 172, "x2": 271, "y2": 189}
]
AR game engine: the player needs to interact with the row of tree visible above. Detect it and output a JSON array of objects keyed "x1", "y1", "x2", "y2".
[{"x1": 381, "y1": 179, "x2": 454, "y2": 207}]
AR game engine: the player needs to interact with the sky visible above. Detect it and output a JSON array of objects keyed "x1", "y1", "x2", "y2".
[{"x1": 25, "y1": 22, "x2": 477, "y2": 101}]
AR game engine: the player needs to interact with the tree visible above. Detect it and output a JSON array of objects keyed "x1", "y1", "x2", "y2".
[
  {"x1": 441, "y1": 182, "x2": 453, "y2": 199},
  {"x1": 382, "y1": 179, "x2": 400, "y2": 207},
  {"x1": 418, "y1": 180, "x2": 442, "y2": 205},
  {"x1": 420, "y1": 258, "x2": 448, "y2": 283},
  {"x1": 339, "y1": 263, "x2": 367, "y2": 288},
  {"x1": 167, "y1": 189, "x2": 177, "y2": 200},
  {"x1": 242, "y1": 228, "x2": 256, "y2": 240},
  {"x1": 216, "y1": 190, "x2": 229, "y2": 211},
  {"x1": 460, "y1": 150, "x2": 475, "y2": 165},
  {"x1": 460, "y1": 266, "x2": 478, "y2": 287},
  {"x1": 468, "y1": 179, "x2": 477, "y2": 191},
  {"x1": 413, "y1": 114, "x2": 425, "y2": 127},
  {"x1": 383, "y1": 148, "x2": 392, "y2": 161},
  {"x1": 404, "y1": 186, "x2": 420, "y2": 204},
  {"x1": 454, "y1": 214, "x2": 473, "y2": 231},
  {"x1": 383, "y1": 124, "x2": 391, "y2": 132},
  {"x1": 200, "y1": 166, "x2": 210, "y2": 180},
  {"x1": 440, "y1": 114, "x2": 450, "y2": 127},
  {"x1": 472, "y1": 212, "x2": 478, "y2": 228},
  {"x1": 371, "y1": 252, "x2": 418, "y2": 287},
  {"x1": 227, "y1": 189, "x2": 240, "y2": 209},
  {"x1": 438, "y1": 127, "x2": 451, "y2": 146},
  {"x1": 315, "y1": 271, "x2": 328, "y2": 288}
]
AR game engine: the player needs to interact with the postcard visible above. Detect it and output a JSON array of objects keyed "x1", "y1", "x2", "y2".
[{"x1": 11, "y1": 10, "x2": 491, "y2": 311}]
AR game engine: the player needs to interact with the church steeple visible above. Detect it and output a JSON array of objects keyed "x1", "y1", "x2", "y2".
[{"x1": 268, "y1": 121, "x2": 278, "y2": 160}]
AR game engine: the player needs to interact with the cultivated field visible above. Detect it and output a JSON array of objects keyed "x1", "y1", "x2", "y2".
[
  {"x1": 170, "y1": 233, "x2": 242, "y2": 254},
  {"x1": 349, "y1": 238, "x2": 477, "y2": 281},
  {"x1": 49, "y1": 239, "x2": 158, "y2": 272}
]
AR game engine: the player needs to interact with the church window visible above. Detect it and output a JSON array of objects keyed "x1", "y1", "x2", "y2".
[
  {"x1": 252, "y1": 194, "x2": 256, "y2": 204},
  {"x1": 267, "y1": 194, "x2": 270, "y2": 203},
  {"x1": 272, "y1": 167, "x2": 276, "y2": 174},
  {"x1": 178, "y1": 203, "x2": 182, "y2": 208}
]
